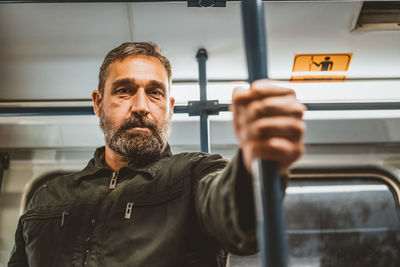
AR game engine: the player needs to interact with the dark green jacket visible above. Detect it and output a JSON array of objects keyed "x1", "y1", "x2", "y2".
[{"x1": 8, "y1": 146, "x2": 258, "y2": 267}]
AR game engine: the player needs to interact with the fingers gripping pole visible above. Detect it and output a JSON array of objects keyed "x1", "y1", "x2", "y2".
[{"x1": 241, "y1": 1, "x2": 288, "y2": 267}]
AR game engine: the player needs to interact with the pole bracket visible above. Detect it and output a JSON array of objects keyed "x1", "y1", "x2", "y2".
[{"x1": 187, "y1": 100, "x2": 220, "y2": 116}]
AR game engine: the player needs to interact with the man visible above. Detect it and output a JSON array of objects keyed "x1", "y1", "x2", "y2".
[{"x1": 9, "y1": 42, "x2": 305, "y2": 267}]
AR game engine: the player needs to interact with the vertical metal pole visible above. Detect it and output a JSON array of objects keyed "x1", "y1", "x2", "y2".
[
  {"x1": 241, "y1": 1, "x2": 288, "y2": 267},
  {"x1": 196, "y1": 48, "x2": 210, "y2": 153}
]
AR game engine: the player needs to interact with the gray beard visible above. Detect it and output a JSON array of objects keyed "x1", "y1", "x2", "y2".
[{"x1": 99, "y1": 104, "x2": 170, "y2": 166}]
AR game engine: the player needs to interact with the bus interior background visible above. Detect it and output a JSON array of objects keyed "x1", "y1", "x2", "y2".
[{"x1": 0, "y1": 1, "x2": 400, "y2": 266}]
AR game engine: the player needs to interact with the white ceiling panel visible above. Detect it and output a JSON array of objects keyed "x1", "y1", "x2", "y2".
[
  {"x1": 0, "y1": 3, "x2": 132, "y2": 100},
  {"x1": 0, "y1": 1, "x2": 399, "y2": 101},
  {"x1": 130, "y1": 2, "x2": 246, "y2": 80},
  {"x1": 0, "y1": 3, "x2": 131, "y2": 58}
]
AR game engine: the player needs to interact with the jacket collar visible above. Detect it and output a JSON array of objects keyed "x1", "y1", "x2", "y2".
[{"x1": 73, "y1": 145, "x2": 172, "y2": 185}]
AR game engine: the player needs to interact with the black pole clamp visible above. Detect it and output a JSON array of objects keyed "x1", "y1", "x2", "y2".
[
  {"x1": 196, "y1": 48, "x2": 208, "y2": 61},
  {"x1": 187, "y1": 100, "x2": 220, "y2": 116}
]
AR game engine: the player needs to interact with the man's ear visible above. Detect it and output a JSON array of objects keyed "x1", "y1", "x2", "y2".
[
  {"x1": 92, "y1": 90, "x2": 102, "y2": 117},
  {"x1": 169, "y1": 97, "x2": 175, "y2": 119}
]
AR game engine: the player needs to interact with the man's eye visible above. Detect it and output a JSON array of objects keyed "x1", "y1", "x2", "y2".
[
  {"x1": 116, "y1": 88, "x2": 129, "y2": 94},
  {"x1": 149, "y1": 90, "x2": 163, "y2": 96}
]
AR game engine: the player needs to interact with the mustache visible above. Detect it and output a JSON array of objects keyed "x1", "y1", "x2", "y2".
[{"x1": 119, "y1": 114, "x2": 158, "y2": 133}]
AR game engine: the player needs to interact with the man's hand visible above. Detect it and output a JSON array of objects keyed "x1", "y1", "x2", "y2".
[{"x1": 232, "y1": 79, "x2": 306, "y2": 175}]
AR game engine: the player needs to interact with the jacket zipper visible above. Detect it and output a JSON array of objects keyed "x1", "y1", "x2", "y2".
[
  {"x1": 24, "y1": 210, "x2": 69, "y2": 227},
  {"x1": 84, "y1": 171, "x2": 119, "y2": 265},
  {"x1": 109, "y1": 171, "x2": 119, "y2": 190},
  {"x1": 124, "y1": 202, "x2": 134, "y2": 219},
  {"x1": 61, "y1": 211, "x2": 69, "y2": 227},
  {"x1": 83, "y1": 248, "x2": 90, "y2": 266},
  {"x1": 83, "y1": 217, "x2": 96, "y2": 266}
]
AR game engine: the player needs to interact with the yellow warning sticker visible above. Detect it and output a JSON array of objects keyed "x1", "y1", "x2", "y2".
[
  {"x1": 290, "y1": 75, "x2": 346, "y2": 82},
  {"x1": 292, "y1": 53, "x2": 352, "y2": 72}
]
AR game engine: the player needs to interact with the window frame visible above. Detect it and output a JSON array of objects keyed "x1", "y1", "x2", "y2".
[{"x1": 288, "y1": 166, "x2": 400, "y2": 219}]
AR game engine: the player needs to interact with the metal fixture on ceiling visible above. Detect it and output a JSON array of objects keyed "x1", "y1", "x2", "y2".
[{"x1": 352, "y1": 1, "x2": 400, "y2": 31}]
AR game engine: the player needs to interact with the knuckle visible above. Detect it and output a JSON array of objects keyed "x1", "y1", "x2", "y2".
[
  {"x1": 253, "y1": 120, "x2": 266, "y2": 137},
  {"x1": 248, "y1": 101, "x2": 261, "y2": 116},
  {"x1": 295, "y1": 120, "x2": 306, "y2": 133},
  {"x1": 300, "y1": 121, "x2": 307, "y2": 133},
  {"x1": 255, "y1": 126, "x2": 263, "y2": 138},
  {"x1": 266, "y1": 138, "x2": 278, "y2": 150},
  {"x1": 294, "y1": 105, "x2": 305, "y2": 117},
  {"x1": 251, "y1": 79, "x2": 268, "y2": 89},
  {"x1": 287, "y1": 89, "x2": 296, "y2": 96},
  {"x1": 262, "y1": 98, "x2": 275, "y2": 110},
  {"x1": 251, "y1": 79, "x2": 268, "y2": 87},
  {"x1": 291, "y1": 144, "x2": 304, "y2": 160},
  {"x1": 290, "y1": 119, "x2": 305, "y2": 134}
]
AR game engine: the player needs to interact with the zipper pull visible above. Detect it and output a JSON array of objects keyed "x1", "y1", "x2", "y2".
[
  {"x1": 109, "y1": 172, "x2": 118, "y2": 190},
  {"x1": 125, "y1": 202, "x2": 134, "y2": 220},
  {"x1": 61, "y1": 211, "x2": 69, "y2": 227}
]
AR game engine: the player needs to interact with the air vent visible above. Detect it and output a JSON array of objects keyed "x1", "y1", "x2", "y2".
[{"x1": 352, "y1": 1, "x2": 400, "y2": 31}]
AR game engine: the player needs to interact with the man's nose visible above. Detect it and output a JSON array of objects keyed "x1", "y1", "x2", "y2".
[{"x1": 131, "y1": 89, "x2": 150, "y2": 116}]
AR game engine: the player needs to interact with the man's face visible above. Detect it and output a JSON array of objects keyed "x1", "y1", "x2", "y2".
[{"x1": 93, "y1": 55, "x2": 175, "y2": 163}]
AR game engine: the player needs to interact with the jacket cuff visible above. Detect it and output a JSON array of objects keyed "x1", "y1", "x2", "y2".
[
  {"x1": 226, "y1": 150, "x2": 258, "y2": 254},
  {"x1": 228, "y1": 150, "x2": 290, "y2": 254}
]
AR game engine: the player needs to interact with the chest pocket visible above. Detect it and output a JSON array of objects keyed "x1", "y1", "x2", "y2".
[
  {"x1": 21, "y1": 206, "x2": 73, "y2": 266},
  {"x1": 103, "y1": 175, "x2": 185, "y2": 234},
  {"x1": 115, "y1": 178, "x2": 184, "y2": 221},
  {"x1": 101, "y1": 178, "x2": 187, "y2": 265}
]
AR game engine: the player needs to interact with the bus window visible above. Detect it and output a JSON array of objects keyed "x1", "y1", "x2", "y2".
[
  {"x1": 285, "y1": 169, "x2": 400, "y2": 267},
  {"x1": 229, "y1": 168, "x2": 400, "y2": 267}
]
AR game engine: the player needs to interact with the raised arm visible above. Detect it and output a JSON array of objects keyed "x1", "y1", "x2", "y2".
[{"x1": 194, "y1": 80, "x2": 305, "y2": 254}]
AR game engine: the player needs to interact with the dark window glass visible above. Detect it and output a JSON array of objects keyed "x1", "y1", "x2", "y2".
[{"x1": 284, "y1": 177, "x2": 400, "y2": 267}]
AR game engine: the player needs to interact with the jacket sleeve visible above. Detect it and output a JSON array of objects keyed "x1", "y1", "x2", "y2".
[
  {"x1": 193, "y1": 150, "x2": 259, "y2": 255},
  {"x1": 8, "y1": 217, "x2": 29, "y2": 267}
]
